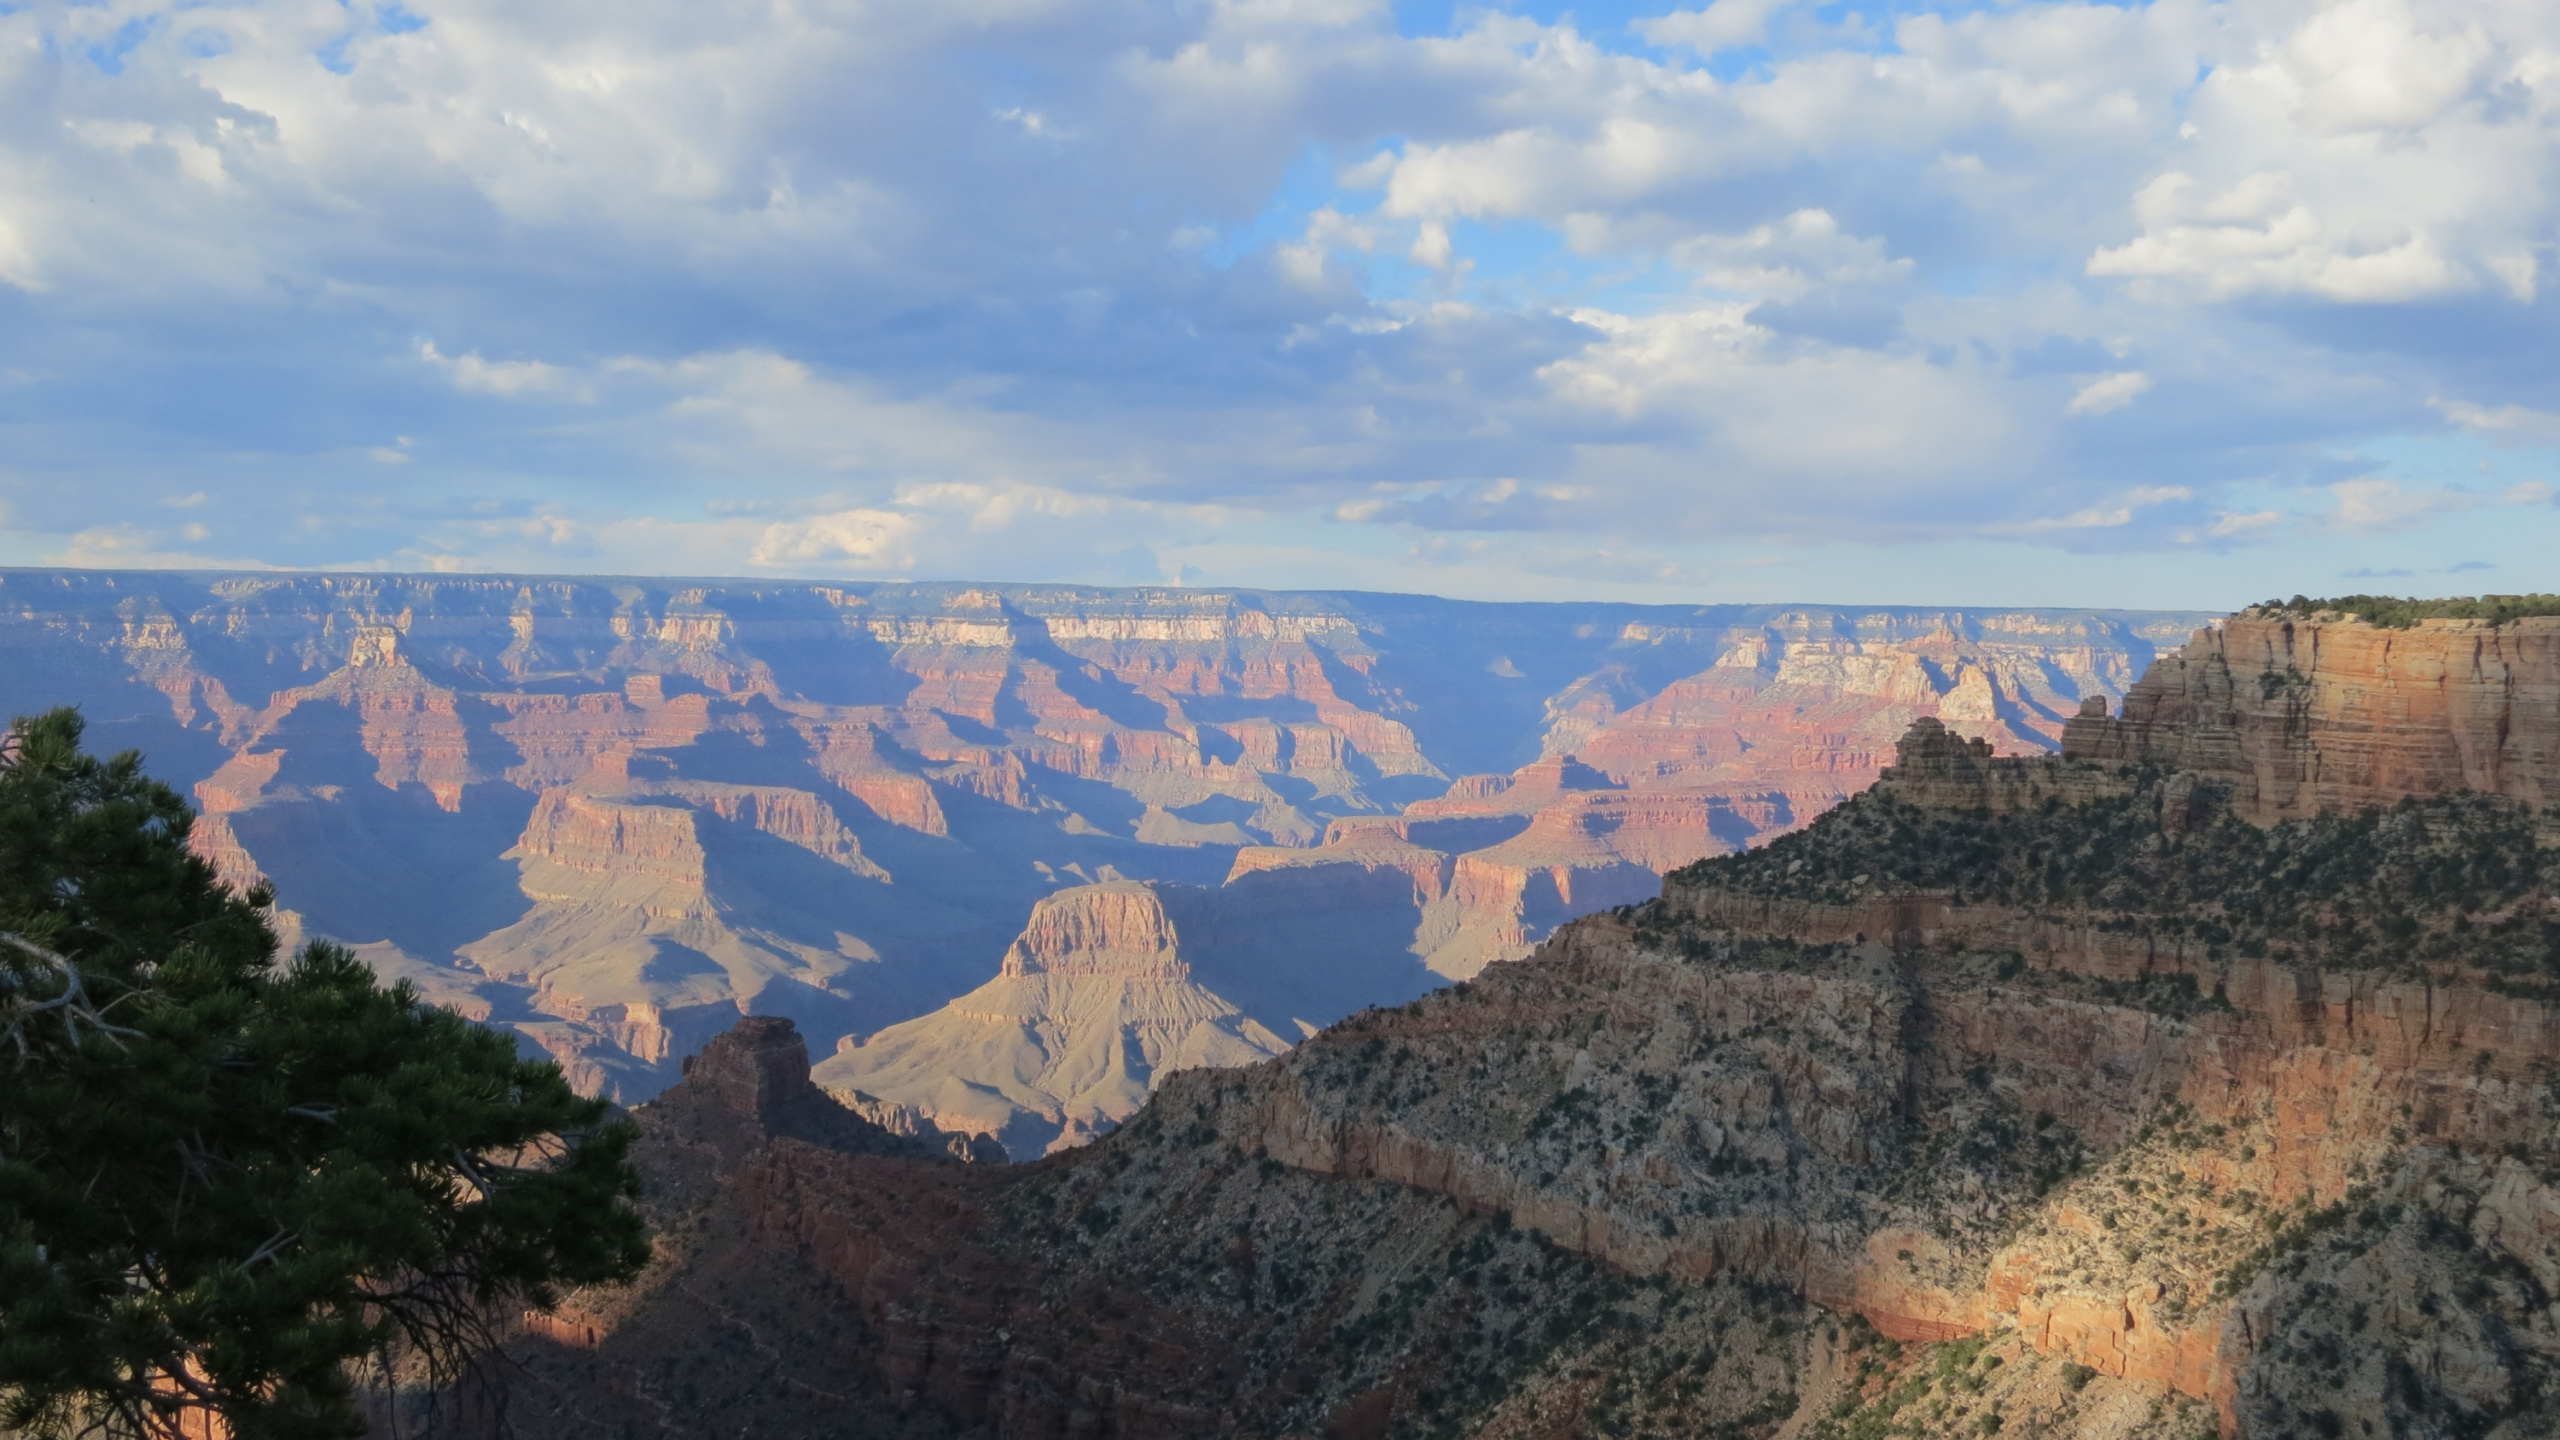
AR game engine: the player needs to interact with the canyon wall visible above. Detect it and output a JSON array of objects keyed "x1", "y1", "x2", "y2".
[
  {"x1": 2064, "y1": 611, "x2": 2560, "y2": 826},
  {"x1": 0, "y1": 568, "x2": 2201, "y2": 1107},
  {"x1": 470, "y1": 608, "x2": 2560, "y2": 1440}
]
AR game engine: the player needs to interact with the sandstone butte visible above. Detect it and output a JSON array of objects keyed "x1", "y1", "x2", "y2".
[
  {"x1": 2064, "y1": 609, "x2": 2560, "y2": 826},
  {"x1": 476, "y1": 608, "x2": 2560, "y2": 1440},
  {"x1": 0, "y1": 569, "x2": 2198, "y2": 1155}
]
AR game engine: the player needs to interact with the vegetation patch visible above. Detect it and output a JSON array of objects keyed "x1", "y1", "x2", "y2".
[
  {"x1": 2244, "y1": 593, "x2": 2560, "y2": 629},
  {"x1": 1679, "y1": 781, "x2": 2554, "y2": 984}
]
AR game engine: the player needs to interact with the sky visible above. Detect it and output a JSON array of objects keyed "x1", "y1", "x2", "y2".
[{"x1": 0, "y1": 0, "x2": 2554, "y2": 609}]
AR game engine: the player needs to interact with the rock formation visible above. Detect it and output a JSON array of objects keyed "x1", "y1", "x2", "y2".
[
  {"x1": 462, "y1": 606, "x2": 2560, "y2": 1440},
  {"x1": 656, "y1": 1014, "x2": 998, "y2": 1166},
  {"x1": 0, "y1": 569, "x2": 2200, "y2": 1106},
  {"x1": 812, "y1": 883, "x2": 1293, "y2": 1158},
  {"x1": 2064, "y1": 610, "x2": 2560, "y2": 826}
]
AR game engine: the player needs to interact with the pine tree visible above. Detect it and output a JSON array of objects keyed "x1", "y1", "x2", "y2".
[{"x1": 0, "y1": 709, "x2": 648, "y2": 1439}]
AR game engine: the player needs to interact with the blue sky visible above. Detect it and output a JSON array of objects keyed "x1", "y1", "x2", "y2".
[{"x1": 0, "y1": 0, "x2": 2553, "y2": 608}]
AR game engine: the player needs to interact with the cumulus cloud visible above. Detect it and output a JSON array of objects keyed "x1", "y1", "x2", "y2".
[
  {"x1": 2284, "y1": 0, "x2": 2488, "y2": 134},
  {"x1": 1666, "y1": 209, "x2": 1914, "y2": 302},
  {"x1": 2307, "y1": 474, "x2": 2554, "y2": 539},
  {"x1": 1639, "y1": 0, "x2": 1798, "y2": 56},
  {"x1": 2084, "y1": 0, "x2": 2547, "y2": 307},
  {"x1": 751, "y1": 509, "x2": 919, "y2": 570},
  {"x1": 0, "y1": 0, "x2": 2555, "y2": 595},
  {"x1": 2086, "y1": 173, "x2": 2467, "y2": 303},
  {"x1": 0, "y1": 213, "x2": 44, "y2": 293},
  {"x1": 1540, "y1": 304, "x2": 2008, "y2": 488}
]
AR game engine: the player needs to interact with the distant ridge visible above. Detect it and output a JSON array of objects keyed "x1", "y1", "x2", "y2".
[{"x1": 0, "y1": 567, "x2": 2209, "y2": 1147}]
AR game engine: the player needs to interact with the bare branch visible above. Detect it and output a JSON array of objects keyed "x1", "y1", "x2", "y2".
[
  {"x1": 0, "y1": 932, "x2": 145, "y2": 1054},
  {"x1": 450, "y1": 1147, "x2": 496, "y2": 1199},
  {"x1": 241, "y1": 1228, "x2": 298, "y2": 1272}
]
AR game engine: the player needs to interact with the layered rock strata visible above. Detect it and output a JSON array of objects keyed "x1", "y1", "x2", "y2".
[
  {"x1": 477, "y1": 606, "x2": 2560, "y2": 1440},
  {"x1": 0, "y1": 569, "x2": 2200, "y2": 1102},
  {"x1": 2064, "y1": 612, "x2": 2560, "y2": 826},
  {"x1": 813, "y1": 883, "x2": 1293, "y2": 1158}
]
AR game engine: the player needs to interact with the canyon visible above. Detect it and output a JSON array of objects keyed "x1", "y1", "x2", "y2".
[
  {"x1": 475, "y1": 607, "x2": 2560, "y2": 1439},
  {"x1": 0, "y1": 569, "x2": 2198, "y2": 1154}
]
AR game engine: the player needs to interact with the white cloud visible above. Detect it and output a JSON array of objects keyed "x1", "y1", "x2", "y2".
[
  {"x1": 895, "y1": 481, "x2": 1114, "y2": 532},
  {"x1": 994, "y1": 107, "x2": 1064, "y2": 138},
  {"x1": 42, "y1": 524, "x2": 277, "y2": 570},
  {"x1": 0, "y1": 210, "x2": 44, "y2": 293},
  {"x1": 2085, "y1": 0, "x2": 2544, "y2": 308},
  {"x1": 2065, "y1": 371, "x2": 2152, "y2": 416},
  {"x1": 2024, "y1": 504, "x2": 2137, "y2": 530},
  {"x1": 1541, "y1": 304, "x2": 2012, "y2": 494},
  {"x1": 750, "y1": 509, "x2": 920, "y2": 570},
  {"x1": 1640, "y1": 0, "x2": 1797, "y2": 56},
  {"x1": 418, "y1": 342, "x2": 584, "y2": 400},
  {"x1": 2209, "y1": 509, "x2": 2285, "y2": 537},
  {"x1": 1409, "y1": 221, "x2": 1452, "y2": 269},
  {"x1": 2004, "y1": 484, "x2": 2190, "y2": 533},
  {"x1": 2087, "y1": 173, "x2": 2465, "y2": 303},
  {"x1": 1664, "y1": 208, "x2": 1913, "y2": 300},
  {"x1": 2433, "y1": 398, "x2": 2560, "y2": 445},
  {"x1": 1277, "y1": 207, "x2": 1383, "y2": 288},
  {"x1": 1, "y1": 0, "x2": 2559, "y2": 590},
  {"x1": 2284, "y1": 0, "x2": 2487, "y2": 134},
  {"x1": 2486, "y1": 253, "x2": 2539, "y2": 304},
  {"x1": 2325, "y1": 478, "x2": 2478, "y2": 533}
]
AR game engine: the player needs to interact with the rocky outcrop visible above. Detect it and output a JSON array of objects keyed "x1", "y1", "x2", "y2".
[
  {"x1": 813, "y1": 883, "x2": 1292, "y2": 1157},
  {"x1": 519, "y1": 791, "x2": 711, "y2": 904},
  {"x1": 997, "y1": 881, "x2": 1187, "y2": 980},
  {"x1": 1866, "y1": 713, "x2": 2139, "y2": 814},
  {"x1": 2065, "y1": 612, "x2": 2560, "y2": 826},
  {"x1": 652, "y1": 1015, "x2": 998, "y2": 1165}
]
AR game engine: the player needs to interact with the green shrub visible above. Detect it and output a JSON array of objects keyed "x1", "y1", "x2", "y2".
[{"x1": 2246, "y1": 594, "x2": 2560, "y2": 629}]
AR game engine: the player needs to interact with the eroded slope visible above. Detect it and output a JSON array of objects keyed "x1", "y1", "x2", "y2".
[{"x1": 488, "y1": 658, "x2": 2560, "y2": 1439}]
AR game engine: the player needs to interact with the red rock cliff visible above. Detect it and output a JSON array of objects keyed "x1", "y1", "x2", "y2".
[{"x1": 2065, "y1": 613, "x2": 2560, "y2": 825}]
